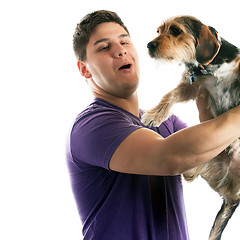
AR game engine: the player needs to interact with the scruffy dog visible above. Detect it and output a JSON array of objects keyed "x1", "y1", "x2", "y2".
[{"x1": 142, "y1": 16, "x2": 240, "y2": 240}]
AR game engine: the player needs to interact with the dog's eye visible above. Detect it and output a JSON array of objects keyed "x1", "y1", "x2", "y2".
[{"x1": 169, "y1": 26, "x2": 183, "y2": 36}]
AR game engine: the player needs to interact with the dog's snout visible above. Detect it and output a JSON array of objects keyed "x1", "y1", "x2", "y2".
[
  {"x1": 147, "y1": 41, "x2": 158, "y2": 57},
  {"x1": 147, "y1": 41, "x2": 158, "y2": 51}
]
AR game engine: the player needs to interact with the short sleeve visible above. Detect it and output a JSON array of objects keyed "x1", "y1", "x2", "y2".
[
  {"x1": 149, "y1": 114, "x2": 187, "y2": 138},
  {"x1": 172, "y1": 115, "x2": 187, "y2": 132},
  {"x1": 70, "y1": 110, "x2": 142, "y2": 170}
]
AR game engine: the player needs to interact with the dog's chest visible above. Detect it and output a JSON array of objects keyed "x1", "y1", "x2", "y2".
[{"x1": 202, "y1": 62, "x2": 240, "y2": 116}]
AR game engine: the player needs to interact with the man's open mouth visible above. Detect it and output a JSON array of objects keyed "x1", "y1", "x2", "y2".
[{"x1": 119, "y1": 64, "x2": 132, "y2": 70}]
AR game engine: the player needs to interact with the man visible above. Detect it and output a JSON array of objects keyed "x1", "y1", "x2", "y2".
[{"x1": 66, "y1": 10, "x2": 240, "y2": 239}]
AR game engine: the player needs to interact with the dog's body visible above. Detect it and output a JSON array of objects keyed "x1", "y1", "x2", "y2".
[{"x1": 142, "y1": 16, "x2": 240, "y2": 240}]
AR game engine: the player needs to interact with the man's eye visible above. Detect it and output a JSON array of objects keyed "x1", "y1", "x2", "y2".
[
  {"x1": 121, "y1": 42, "x2": 129, "y2": 45},
  {"x1": 98, "y1": 45, "x2": 109, "y2": 52}
]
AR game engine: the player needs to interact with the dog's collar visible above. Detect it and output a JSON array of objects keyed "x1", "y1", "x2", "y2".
[
  {"x1": 187, "y1": 63, "x2": 213, "y2": 85},
  {"x1": 209, "y1": 27, "x2": 222, "y2": 47},
  {"x1": 188, "y1": 29, "x2": 222, "y2": 85}
]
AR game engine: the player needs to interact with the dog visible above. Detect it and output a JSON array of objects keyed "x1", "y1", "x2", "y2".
[{"x1": 141, "y1": 16, "x2": 240, "y2": 240}]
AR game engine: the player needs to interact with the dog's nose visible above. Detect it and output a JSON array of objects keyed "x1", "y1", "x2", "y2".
[
  {"x1": 147, "y1": 41, "x2": 158, "y2": 52},
  {"x1": 147, "y1": 41, "x2": 158, "y2": 57}
]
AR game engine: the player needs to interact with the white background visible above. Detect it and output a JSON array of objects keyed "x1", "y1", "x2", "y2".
[{"x1": 1, "y1": 0, "x2": 239, "y2": 239}]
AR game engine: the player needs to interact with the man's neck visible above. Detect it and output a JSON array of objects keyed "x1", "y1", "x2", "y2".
[{"x1": 94, "y1": 91, "x2": 140, "y2": 117}]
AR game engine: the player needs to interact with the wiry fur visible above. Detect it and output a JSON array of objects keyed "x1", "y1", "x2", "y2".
[{"x1": 142, "y1": 16, "x2": 240, "y2": 240}]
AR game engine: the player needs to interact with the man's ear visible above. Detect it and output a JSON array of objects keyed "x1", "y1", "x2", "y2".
[{"x1": 77, "y1": 61, "x2": 92, "y2": 79}]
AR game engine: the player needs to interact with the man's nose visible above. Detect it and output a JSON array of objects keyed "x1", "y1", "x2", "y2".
[
  {"x1": 117, "y1": 51, "x2": 127, "y2": 57},
  {"x1": 113, "y1": 45, "x2": 127, "y2": 58}
]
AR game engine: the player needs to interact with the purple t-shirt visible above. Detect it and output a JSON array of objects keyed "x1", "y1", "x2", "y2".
[{"x1": 66, "y1": 98, "x2": 189, "y2": 240}]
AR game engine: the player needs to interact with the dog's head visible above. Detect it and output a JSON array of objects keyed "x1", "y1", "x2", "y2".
[{"x1": 147, "y1": 16, "x2": 221, "y2": 65}]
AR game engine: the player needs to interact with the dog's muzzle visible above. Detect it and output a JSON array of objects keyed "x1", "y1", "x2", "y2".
[{"x1": 147, "y1": 41, "x2": 158, "y2": 57}]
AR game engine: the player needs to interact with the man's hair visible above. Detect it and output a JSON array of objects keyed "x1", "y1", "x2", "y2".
[{"x1": 73, "y1": 10, "x2": 129, "y2": 61}]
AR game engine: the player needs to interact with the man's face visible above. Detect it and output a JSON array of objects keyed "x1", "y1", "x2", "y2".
[{"x1": 82, "y1": 22, "x2": 140, "y2": 99}]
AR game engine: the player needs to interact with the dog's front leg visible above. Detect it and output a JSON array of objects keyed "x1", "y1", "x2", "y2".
[{"x1": 142, "y1": 81, "x2": 198, "y2": 127}]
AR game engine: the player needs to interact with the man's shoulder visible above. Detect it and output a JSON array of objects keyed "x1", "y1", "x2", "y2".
[
  {"x1": 69, "y1": 98, "x2": 143, "y2": 169},
  {"x1": 74, "y1": 98, "x2": 142, "y2": 129}
]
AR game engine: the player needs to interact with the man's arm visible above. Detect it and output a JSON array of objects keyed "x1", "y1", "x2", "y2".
[{"x1": 109, "y1": 105, "x2": 240, "y2": 176}]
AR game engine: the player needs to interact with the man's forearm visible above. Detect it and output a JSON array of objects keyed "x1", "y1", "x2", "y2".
[
  {"x1": 110, "y1": 105, "x2": 240, "y2": 176},
  {"x1": 163, "y1": 105, "x2": 240, "y2": 174}
]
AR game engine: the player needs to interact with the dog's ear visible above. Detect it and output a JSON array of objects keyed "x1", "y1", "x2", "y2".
[{"x1": 196, "y1": 25, "x2": 221, "y2": 65}]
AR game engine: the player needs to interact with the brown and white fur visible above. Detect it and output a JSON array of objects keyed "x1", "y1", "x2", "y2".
[{"x1": 141, "y1": 16, "x2": 240, "y2": 240}]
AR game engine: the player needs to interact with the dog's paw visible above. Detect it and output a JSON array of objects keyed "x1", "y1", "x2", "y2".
[
  {"x1": 183, "y1": 167, "x2": 200, "y2": 182},
  {"x1": 183, "y1": 172, "x2": 195, "y2": 182},
  {"x1": 141, "y1": 111, "x2": 165, "y2": 127}
]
